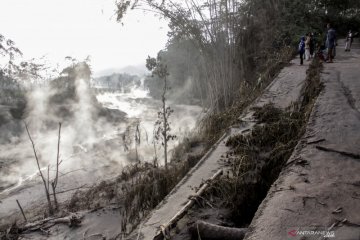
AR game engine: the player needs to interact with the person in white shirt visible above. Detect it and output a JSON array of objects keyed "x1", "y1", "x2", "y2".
[{"x1": 345, "y1": 30, "x2": 353, "y2": 52}]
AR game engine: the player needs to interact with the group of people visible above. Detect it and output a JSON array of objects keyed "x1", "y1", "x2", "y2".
[
  {"x1": 298, "y1": 32, "x2": 316, "y2": 65},
  {"x1": 298, "y1": 23, "x2": 357, "y2": 65}
]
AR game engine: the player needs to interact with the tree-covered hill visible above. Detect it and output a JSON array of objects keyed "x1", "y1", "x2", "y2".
[{"x1": 117, "y1": 0, "x2": 360, "y2": 111}]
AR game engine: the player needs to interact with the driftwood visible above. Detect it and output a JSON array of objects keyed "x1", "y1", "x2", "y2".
[
  {"x1": 190, "y1": 220, "x2": 248, "y2": 240},
  {"x1": 153, "y1": 169, "x2": 223, "y2": 240}
]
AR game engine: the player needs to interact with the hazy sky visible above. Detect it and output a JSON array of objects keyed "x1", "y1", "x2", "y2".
[{"x1": 0, "y1": 0, "x2": 169, "y2": 74}]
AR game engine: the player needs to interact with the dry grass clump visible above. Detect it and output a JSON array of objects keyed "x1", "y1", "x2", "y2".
[
  {"x1": 198, "y1": 47, "x2": 294, "y2": 148},
  {"x1": 119, "y1": 157, "x2": 202, "y2": 233},
  {"x1": 171, "y1": 135, "x2": 204, "y2": 163},
  {"x1": 228, "y1": 104, "x2": 304, "y2": 155},
  {"x1": 199, "y1": 98, "x2": 253, "y2": 146},
  {"x1": 210, "y1": 105, "x2": 305, "y2": 225},
  {"x1": 300, "y1": 57, "x2": 323, "y2": 116}
]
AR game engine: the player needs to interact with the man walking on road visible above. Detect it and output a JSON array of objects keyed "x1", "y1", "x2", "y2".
[
  {"x1": 298, "y1": 36, "x2": 306, "y2": 65},
  {"x1": 326, "y1": 23, "x2": 336, "y2": 63}
]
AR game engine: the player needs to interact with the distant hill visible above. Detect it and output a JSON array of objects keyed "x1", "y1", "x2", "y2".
[
  {"x1": 94, "y1": 64, "x2": 149, "y2": 78},
  {"x1": 93, "y1": 72, "x2": 141, "y2": 91}
]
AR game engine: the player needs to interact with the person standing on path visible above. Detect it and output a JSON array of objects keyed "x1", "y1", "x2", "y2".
[
  {"x1": 310, "y1": 32, "x2": 316, "y2": 58},
  {"x1": 305, "y1": 33, "x2": 311, "y2": 61},
  {"x1": 298, "y1": 36, "x2": 305, "y2": 65},
  {"x1": 326, "y1": 23, "x2": 336, "y2": 63},
  {"x1": 345, "y1": 30, "x2": 353, "y2": 51}
]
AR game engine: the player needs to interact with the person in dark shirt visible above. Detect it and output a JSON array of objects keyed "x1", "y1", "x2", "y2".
[
  {"x1": 326, "y1": 23, "x2": 336, "y2": 63},
  {"x1": 298, "y1": 36, "x2": 305, "y2": 65}
]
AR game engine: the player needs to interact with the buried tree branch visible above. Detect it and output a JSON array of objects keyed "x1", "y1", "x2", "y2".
[
  {"x1": 3, "y1": 212, "x2": 82, "y2": 238},
  {"x1": 18, "y1": 214, "x2": 83, "y2": 233},
  {"x1": 190, "y1": 220, "x2": 247, "y2": 240}
]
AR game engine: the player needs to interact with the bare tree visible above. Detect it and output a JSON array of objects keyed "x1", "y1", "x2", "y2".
[
  {"x1": 134, "y1": 122, "x2": 141, "y2": 163},
  {"x1": 25, "y1": 123, "x2": 54, "y2": 215},
  {"x1": 152, "y1": 127, "x2": 158, "y2": 167},
  {"x1": 146, "y1": 56, "x2": 176, "y2": 169},
  {"x1": 25, "y1": 122, "x2": 62, "y2": 215},
  {"x1": 52, "y1": 123, "x2": 62, "y2": 210}
]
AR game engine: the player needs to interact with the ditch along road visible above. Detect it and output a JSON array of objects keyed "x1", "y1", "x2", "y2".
[
  {"x1": 132, "y1": 56, "x2": 311, "y2": 240},
  {"x1": 244, "y1": 43, "x2": 360, "y2": 239}
]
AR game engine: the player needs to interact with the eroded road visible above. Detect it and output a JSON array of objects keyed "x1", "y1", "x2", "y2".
[
  {"x1": 134, "y1": 58, "x2": 310, "y2": 240},
  {"x1": 245, "y1": 45, "x2": 360, "y2": 240}
]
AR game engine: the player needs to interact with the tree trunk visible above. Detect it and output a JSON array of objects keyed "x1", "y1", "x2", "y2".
[{"x1": 163, "y1": 76, "x2": 168, "y2": 170}]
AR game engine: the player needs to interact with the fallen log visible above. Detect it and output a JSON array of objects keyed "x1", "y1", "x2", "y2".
[
  {"x1": 190, "y1": 220, "x2": 247, "y2": 240},
  {"x1": 19, "y1": 214, "x2": 83, "y2": 233}
]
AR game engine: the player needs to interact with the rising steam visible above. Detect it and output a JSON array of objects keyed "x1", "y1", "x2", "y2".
[{"x1": 0, "y1": 64, "x2": 202, "y2": 195}]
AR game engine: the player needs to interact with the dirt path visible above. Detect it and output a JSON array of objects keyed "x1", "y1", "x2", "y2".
[
  {"x1": 244, "y1": 46, "x2": 360, "y2": 240},
  {"x1": 132, "y1": 59, "x2": 310, "y2": 240}
]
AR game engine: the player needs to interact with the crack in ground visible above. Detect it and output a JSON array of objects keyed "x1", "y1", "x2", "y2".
[{"x1": 315, "y1": 145, "x2": 360, "y2": 161}]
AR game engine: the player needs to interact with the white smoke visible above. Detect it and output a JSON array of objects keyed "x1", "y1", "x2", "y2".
[{"x1": 0, "y1": 67, "x2": 202, "y2": 195}]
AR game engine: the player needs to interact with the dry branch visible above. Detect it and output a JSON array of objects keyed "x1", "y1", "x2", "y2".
[
  {"x1": 24, "y1": 122, "x2": 54, "y2": 215},
  {"x1": 52, "y1": 122, "x2": 62, "y2": 210},
  {"x1": 16, "y1": 199, "x2": 27, "y2": 222},
  {"x1": 54, "y1": 123, "x2": 62, "y2": 188},
  {"x1": 50, "y1": 184, "x2": 89, "y2": 196}
]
